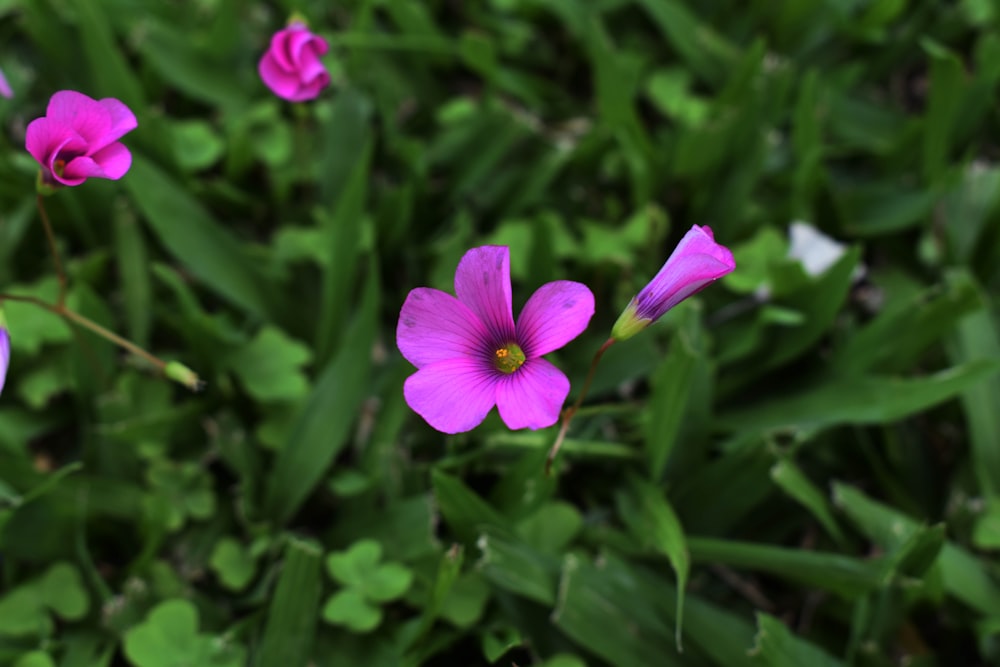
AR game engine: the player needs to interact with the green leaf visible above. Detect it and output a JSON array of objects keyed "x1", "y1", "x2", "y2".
[
  {"x1": 476, "y1": 528, "x2": 558, "y2": 606},
  {"x1": 644, "y1": 309, "x2": 702, "y2": 478},
  {"x1": 123, "y1": 599, "x2": 245, "y2": 667},
  {"x1": 36, "y1": 562, "x2": 88, "y2": 620},
  {"x1": 749, "y1": 613, "x2": 843, "y2": 667},
  {"x1": 209, "y1": 538, "x2": 257, "y2": 591},
  {"x1": 327, "y1": 539, "x2": 382, "y2": 587},
  {"x1": 0, "y1": 587, "x2": 47, "y2": 637},
  {"x1": 255, "y1": 539, "x2": 322, "y2": 667},
  {"x1": 516, "y1": 502, "x2": 582, "y2": 555},
  {"x1": 948, "y1": 281, "x2": 1000, "y2": 497},
  {"x1": 922, "y1": 40, "x2": 964, "y2": 182},
  {"x1": 315, "y1": 137, "x2": 373, "y2": 363},
  {"x1": 689, "y1": 537, "x2": 882, "y2": 598},
  {"x1": 13, "y1": 652, "x2": 56, "y2": 667},
  {"x1": 617, "y1": 476, "x2": 689, "y2": 649},
  {"x1": 322, "y1": 589, "x2": 382, "y2": 633},
  {"x1": 263, "y1": 262, "x2": 379, "y2": 524},
  {"x1": 431, "y1": 469, "x2": 509, "y2": 544},
  {"x1": 833, "y1": 484, "x2": 1000, "y2": 616},
  {"x1": 719, "y1": 362, "x2": 1000, "y2": 433},
  {"x1": 225, "y1": 326, "x2": 313, "y2": 402},
  {"x1": 553, "y1": 553, "x2": 686, "y2": 667},
  {"x1": 770, "y1": 458, "x2": 846, "y2": 546},
  {"x1": 835, "y1": 273, "x2": 982, "y2": 375},
  {"x1": 125, "y1": 155, "x2": 276, "y2": 318}
]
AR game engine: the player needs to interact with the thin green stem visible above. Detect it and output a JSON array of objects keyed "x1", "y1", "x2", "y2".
[
  {"x1": 36, "y1": 194, "x2": 67, "y2": 307},
  {"x1": 546, "y1": 337, "x2": 616, "y2": 474},
  {"x1": 0, "y1": 293, "x2": 166, "y2": 371}
]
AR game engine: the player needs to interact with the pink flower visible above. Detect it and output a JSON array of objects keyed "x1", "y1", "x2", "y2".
[
  {"x1": 25, "y1": 90, "x2": 137, "y2": 187},
  {"x1": 0, "y1": 67, "x2": 12, "y2": 99},
  {"x1": 397, "y1": 246, "x2": 595, "y2": 434},
  {"x1": 612, "y1": 224, "x2": 735, "y2": 340},
  {"x1": 258, "y1": 23, "x2": 330, "y2": 102},
  {"x1": 0, "y1": 326, "x2": 9, "y2": 396}
]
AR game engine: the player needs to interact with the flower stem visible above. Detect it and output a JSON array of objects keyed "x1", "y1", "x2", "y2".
[
  {"x1": 546, "y1": 337, "x2": 615, "y2": 474},
  {"x1": 36, "y1": 194, "x2": 68, "y2": 308},
  {"x1": 3, "y1": 293, "x2": 165, "y2": 370}
]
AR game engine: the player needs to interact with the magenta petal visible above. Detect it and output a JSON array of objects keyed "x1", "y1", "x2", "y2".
[
  {"x1": 259, "y1": 55, "x2": 303, "y2": 100},
  {"x1": 0, "y1": 328, "x2": 8, "y2": 395},
  {"x1": 403, "y1": 358, "x2": 498, "y2": 433},
  {"x1": 0, "y1": 67, "x2": 12, "y2": 99},
  {"x1": 25, "y1": 117, "x2": 76, "y2": 166},
  {"x1": 88, "y1": 142, "x2": 132, "y2": 180},
  {"x1": 397, "y1": 287, "x2": 489, "y2": 368},
  {"x1": 495, "y1": 358, "x2": 569, "y2": 430},
  {"x1": 46, "y1": 90, "x2": 111, "y2": 145},
  {"x1": 289, "y1": 76, "x2": 328, "y2": 102},
  {"x1": 97, "y1": 98, "x2": 138, "y2": 144},
  {"x1": 516, "y1": 280, "x2": 594, "y2": 358},
  {"x1": 454, "y1": 246, "x2": 516, "y2": 342}
]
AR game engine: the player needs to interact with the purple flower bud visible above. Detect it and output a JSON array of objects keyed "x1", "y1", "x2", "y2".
[
  {"x1": 612, "y1": 225, "x2": 735, "y2": 341},
  {"x1": 258, "y1": 22, "x2": 330, "y2": 102}
]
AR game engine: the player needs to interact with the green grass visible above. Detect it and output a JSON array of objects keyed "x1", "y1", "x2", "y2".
[{"x1": 1, "y1": 0, "x2": 1000, "y2": 665}]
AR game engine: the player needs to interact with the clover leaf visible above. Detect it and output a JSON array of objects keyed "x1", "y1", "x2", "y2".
[
  {"x1": 224, "y1": 326, "x2": 312, "y2": 402},
  {"x1": 123, "y1": 599, "x2": 245, "y2": 667},
  {"x1": 322, "y1": 540, "x2": 413, "y2": 633},
  {"x1": 0, "y1": 562, "x2": 89, "y2": 638}
]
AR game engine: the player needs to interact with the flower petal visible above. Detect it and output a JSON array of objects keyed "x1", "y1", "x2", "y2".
[
  {"x1": 0, "y1": 67, "x2": 12, "y2": 99},
  {"x1": 403, "y1": 358, "x2": 498, "y2": 433},
  {"x1": 397, "y1": 287, "x2": 489, "y2": 368},
  {"x1": 516, "y1": 280, "x2": 594, "y2": 358},
  {"x1": 88, "y1": 142, "x2": 132, "y2": 180},
  {"x1": 259, "y1": 53, "x2": 304, "y2": 100},
  {"x1": 45, "y1": 90, "x2": 112, "y2": 145},
  {"x1": 25, "y1": 117, "x2": 79, "y2": 167},
  {"x1": 0, "y1": 328, "x2": 8, "y2": 396},
  {"x1": 97, "y1": 98, "x2": 138, "y2": 145},
  {"x1": 454, "y1": 246, "x2": 516, "y2": 344},
  {"x1": 495, "y1": 358, "x2": 569, "y2": 430}
]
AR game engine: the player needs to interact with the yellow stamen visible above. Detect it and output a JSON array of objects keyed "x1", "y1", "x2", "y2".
[{"x1": 494, "y1": 343, "x2": 526, "y2": 374}]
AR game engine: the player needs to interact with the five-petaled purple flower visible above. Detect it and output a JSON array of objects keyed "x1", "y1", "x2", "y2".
[
  {"x1": 397, "y1": 246, "x2": 595, "y2": 434},
  {"x1": 258, "y1": 22, "x2": 331, "y2": 102},
  {"x1": 0, "y1": 325, "x2": 9, "y2": 396},
  {"x1": 612, "y1": 224, "x2": 735, "y2": 340},
  {"x1": 25, "y1": 90, "x2": 137, "y2": 187}
]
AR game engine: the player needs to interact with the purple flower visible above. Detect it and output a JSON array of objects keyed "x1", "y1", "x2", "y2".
[
  {"x1": 25, "y1": 90, "x2": 137, "y2": 187},
  {"x1": 612, "y1": 224, "x2": 735, "y2": 341},
  {"x1": 258, "y1": 22, "x2": 330, "y2": 102},
  {"x1": 0, "y1": 67, "x2": 12, "y2": 99},
  {"x1": 0, "y1": 326, "x2": 8, "y2": 396},
  {"x1": 397, "y1": 246, "x2": 595, "y2": 434}
]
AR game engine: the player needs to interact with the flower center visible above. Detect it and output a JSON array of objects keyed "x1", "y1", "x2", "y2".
[
  {"x1": 53, "y1": 159, "x2": 66, "y2": 176},
  {"x1": 493, "y1": 343, "x2": 525, "y2": 374}
]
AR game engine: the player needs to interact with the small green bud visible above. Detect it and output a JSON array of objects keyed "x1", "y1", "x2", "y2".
[{"x1": 165, "y1": 361, "x2": 205, "y2": 392}]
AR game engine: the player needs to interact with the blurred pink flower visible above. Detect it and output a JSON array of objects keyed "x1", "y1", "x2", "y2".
[
  {"x1": 0, "y1": 67, "x2": 12, "y2": 98},
  {"x1": 612, "y1": 224, "x2": 735, "y2": 340},
  {"x1": 25, "y1": 90, "x2": 137, "y2": 187},
  {"x1": 258, "y1": 23, "x2": 330, "y2": 102},
  {"x1": 0, "y1": 326, "x2": 9, "y2": 396},
  {"x1": 397, "y1": 246, "x2": 595, "y2": 434}
]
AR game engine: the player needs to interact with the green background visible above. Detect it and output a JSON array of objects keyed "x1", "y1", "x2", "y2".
[{"x1": 1, "y1": 0, "x2": 1000, "y2": 665}]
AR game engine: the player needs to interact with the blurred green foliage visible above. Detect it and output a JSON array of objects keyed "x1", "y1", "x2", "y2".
[{"x1": 1, "y1": 0, "x2": 1000, "y2": 665}]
